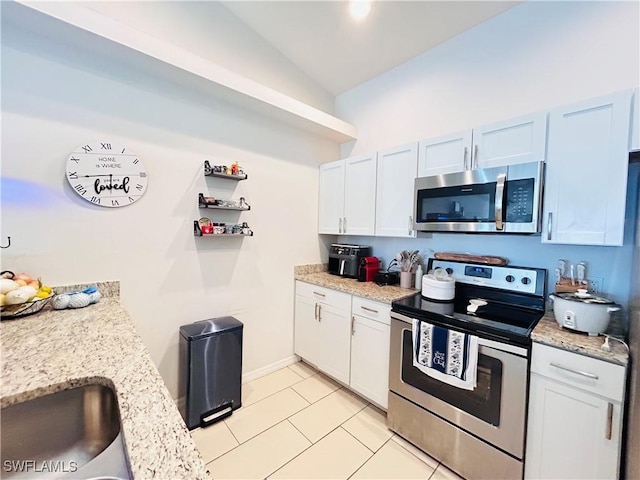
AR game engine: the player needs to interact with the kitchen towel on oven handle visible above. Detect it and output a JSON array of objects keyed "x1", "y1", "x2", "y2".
[{"x1": 412, "y1": 319, "x2": 479, "y2": 391}]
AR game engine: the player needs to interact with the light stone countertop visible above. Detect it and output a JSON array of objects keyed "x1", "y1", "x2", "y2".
[
  {"x1": 294, "y1": 265, "x2": 417, "y2": 304},
  {"x1": 296, "y1": 265, "x2": 629, "y2": 367},
  {"x1": 0, "y1": 291, "x2": 208, "y2": 479},
  {"x1": 532, "y1": 312, "x2": 629, "y2": 366}
]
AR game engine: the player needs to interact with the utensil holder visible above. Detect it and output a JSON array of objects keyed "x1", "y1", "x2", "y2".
[{"x1": 400, "y1": 271, "x2": 414, "y2": 289}]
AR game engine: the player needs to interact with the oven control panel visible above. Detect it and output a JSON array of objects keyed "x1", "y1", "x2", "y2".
[{"x1": 430, "y1": 260, "x2": 539, "y2": 294}]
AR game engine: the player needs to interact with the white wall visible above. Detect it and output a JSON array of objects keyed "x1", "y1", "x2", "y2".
[
  {"x1": 335, "y1": 1, "x2": 640, "y2": 309},
  {"x1": 336, "y1": 1, "x2": 640, "y2": 155},
  {"x1": 85, "y1": 1, "x2": 334, "y2": 113},
  {"x1": 0, "y1": 20, "x2": 337, "y2": 398}
]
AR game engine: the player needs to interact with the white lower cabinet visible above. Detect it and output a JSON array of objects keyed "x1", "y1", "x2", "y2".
[
  {"x1": 294, "y1": 281, "x2": 392, "y2": 408},
  {"x1": 349, "y1": 297, "x2": 391, "y2": 409},
  {"x1": 525, "y1": 343, "x2": 626, "y2": 480},
  {"x1": 294, "y1": 282, "x2": 352, "y2": 385}
]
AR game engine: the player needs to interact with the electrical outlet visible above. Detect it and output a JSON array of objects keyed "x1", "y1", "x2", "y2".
[{"x1": 588, "y1": 277, "x2": 603, "y2": 294}]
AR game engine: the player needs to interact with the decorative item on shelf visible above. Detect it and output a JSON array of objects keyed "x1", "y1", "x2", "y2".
[
  {"x1": 198, "y1": 194, "x2": 251, "y2": 211},
  {"x1": 203, "y1": 160, "x2": 247, "y2": 180},
  {"x1": 199, "y1": 217, "x2": 214, "y2": 235},
  {"x1": 52, "y1": 286, "x2": 101, "y2": 310},
  {"x1": 193, "y1": 221, "x2": 253, "y2": 237}
]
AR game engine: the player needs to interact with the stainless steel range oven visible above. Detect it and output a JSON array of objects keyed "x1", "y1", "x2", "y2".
[{"x1": 388, "y1": 259, "x2": 546, "y2": 480}]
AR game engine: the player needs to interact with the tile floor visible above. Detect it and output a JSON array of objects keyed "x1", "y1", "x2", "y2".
[{"x1": 191, "y1": 361, "x2": 464, "y2": 480}]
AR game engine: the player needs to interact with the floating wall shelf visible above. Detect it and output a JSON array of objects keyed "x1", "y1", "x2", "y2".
[{"x1": 7, "y1": 1, "x2": 357, "y2": 143}]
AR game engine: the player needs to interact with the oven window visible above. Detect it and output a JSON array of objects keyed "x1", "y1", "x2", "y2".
[
  {"x1": 401, "y1": 330, "x2": 502, "y2": 426},
  {"x1": 416, "y1": 182, "x2": 496, "y2": 223}
]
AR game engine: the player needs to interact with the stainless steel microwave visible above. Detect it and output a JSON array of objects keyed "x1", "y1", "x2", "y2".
[{"x1": 414, "y1": 161, "x2": 544, "y2": 234}]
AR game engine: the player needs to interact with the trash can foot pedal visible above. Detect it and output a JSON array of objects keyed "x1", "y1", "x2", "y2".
[{"x1": 201, "y1": 402, "x2": 233, "y2": 427}]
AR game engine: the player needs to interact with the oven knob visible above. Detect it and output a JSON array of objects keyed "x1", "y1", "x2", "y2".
[
  {"x1": 446, "y1": 268, "x2": 453, "y2": 275},
  {"x1": 521, "y1": 277, "x2": 532, "y2": 285},
  {"x1": 506, "y1": 275, "x2": 515, "y2": 283}
]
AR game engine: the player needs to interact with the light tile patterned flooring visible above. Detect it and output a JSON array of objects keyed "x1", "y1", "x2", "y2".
[{"x1": 191, "y1": 361, "x2": 464, "y2": 480}]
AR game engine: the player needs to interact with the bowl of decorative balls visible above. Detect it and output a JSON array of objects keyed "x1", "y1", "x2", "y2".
[{"x1": 0, "y1": 271, "x2": 54, "y2": 319}]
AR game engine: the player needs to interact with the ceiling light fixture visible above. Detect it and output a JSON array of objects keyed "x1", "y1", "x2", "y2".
[{"x1": 349, "y1": 0, "x2": 371, "y2": 21}]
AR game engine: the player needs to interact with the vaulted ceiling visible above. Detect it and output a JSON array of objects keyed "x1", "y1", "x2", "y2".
[{"x1": 221, "y1": 1, "x2": 522, "y2": 95}]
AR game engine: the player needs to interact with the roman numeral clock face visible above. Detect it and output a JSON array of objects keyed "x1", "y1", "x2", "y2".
[{"x1": 66, "y1": 142, "x2": 148, "y2": 207}]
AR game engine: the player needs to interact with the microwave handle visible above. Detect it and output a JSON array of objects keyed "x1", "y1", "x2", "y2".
[{"x1": 495, "y1": 173, "x2": 506, "y2": 231}]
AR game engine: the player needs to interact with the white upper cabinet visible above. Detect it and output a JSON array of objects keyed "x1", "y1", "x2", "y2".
[
  {"x1": 543, "y1": 90, "x2": 633, "y2": 246},
  {"x1": 417, "y1": 130, "x2": 472, "y2": 177},
  {"x1": 417, "y1": 112, "x2": 547, "y2": 176},
  {"x1": 631, "y1": 88, "x2": 639, "y2": 151},
  {"x1": 319, "y1": 154, "x2": 377, "y2": 235},
  {"x1": 375, "y1": 143, "x2": 418, "y2": 237},
  {"x1": 318, "y1": 160, "x2": 345, "y2": 234},
  {"x1": 473, "y1": 112, "x2": 548, "y2": 169},
  {"x1": 344, "y1": 153, "x2": 377, "y2": 235}
]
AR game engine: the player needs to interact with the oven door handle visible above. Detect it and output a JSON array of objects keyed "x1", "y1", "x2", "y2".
[{"x1": 495, "y1": 173, "x2": 506, "y2": 231}]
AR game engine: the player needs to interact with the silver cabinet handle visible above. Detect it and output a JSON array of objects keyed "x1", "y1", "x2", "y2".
[
  {"x1": 550, "y1": 362, "x2": 599, "y2": 380},
  {"x1": 343, "y1": 217, "x2": 347, "y2": 233},
  {"x1": 361, "y1": 306, "x2": 379, "y2": 314},
  {"x1": 463, "y1": 146, "x2": 469, "y2": 170},
  {"x1": 495, "y1": 173, "x2": 506, "y2": 231},
  {"x1": 606, "y1": 403, "x2": 613, "y2": 440},
  {"x1": 314, "y1": 303, "x2": 318, "y2": 320},
  {"x1": 313, "y1": 291, "x2": 326, "y2": 297},
  {"x1": 604, "y1": 402, "x2": 613, "y2": 440},
  {"x1": 351, "y1": 316, "x2": 355, "y2": 335},
  {"x1": 338, "y1": 217, "x2": 343, "y2": 234},
  {"x1": 547, "y1": 212, "x2": 553, "y2": 241},
  {"x1": 408, "y1": 216, "x2": 413, "y2": 236},
  {"x1": 473, "y1": 145, "x2": 479, "y2": 169},
  {"x1": 318, "y1": 304, "x2": 321, "y2": 322}
]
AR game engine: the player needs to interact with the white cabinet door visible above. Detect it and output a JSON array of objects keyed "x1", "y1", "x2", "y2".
[
  {"x1": 349, "y1": 315, "x2": 390, "y2": 409},
  {"x1": 543, "y1": 90, "x2": 633, "y2": 245},
  {"x1": 375, "y1": 143, "x2": 418, "y2": 237},
  {"x1": 294, "y1": 295, "x2": 321, "y2": 367},
  {"x1": 631, "y1": 88, "x2": 639, "y2": 151},
  {"x1": 344, "y1": 153, "x2": 377, "y2": 235},
  {"x1": 318, "y1": 160, "x2": 345, "y2": 234},
  {"x1": 317, "y1": 302, "x2": 351, "y2": 385},
  {"x1": 525, "y1": 374, "x2": 622, "y2": 480},
  {"x1": 472, "y1": 112, "x2": 547, "y2": 169},
  {"x1": 417, "y1": 130, "x2": 472, "y2": 177}
]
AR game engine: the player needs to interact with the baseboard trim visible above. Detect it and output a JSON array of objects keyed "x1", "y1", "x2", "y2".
[{"x1": 242, "y1": 355, "x2": 299, "y2": 384}]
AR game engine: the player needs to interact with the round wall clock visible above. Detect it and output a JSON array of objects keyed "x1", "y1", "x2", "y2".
[{"x1": 65, "y1": 142, "x2": 148, "y2": 207}]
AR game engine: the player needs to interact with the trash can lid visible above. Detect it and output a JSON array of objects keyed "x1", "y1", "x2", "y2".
[{"x1": 179, "y1": 316, "x2": 243, "y2": 340}]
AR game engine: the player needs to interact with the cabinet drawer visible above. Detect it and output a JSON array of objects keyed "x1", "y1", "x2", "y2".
[
  {"x1": 351, "y1": 296, "x2": 391, "y2": 325},
  {"x1": 295, "y1": 281, "x2": 351, "y2": 311},
  {"x1": 531, "y1": 343, "x2": 626, "y2": 402}
]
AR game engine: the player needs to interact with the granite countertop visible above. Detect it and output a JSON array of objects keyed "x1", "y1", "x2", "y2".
[
  {"x1": 294, "y1": 264, "x2": 417, "y2": 304},
  {"x1": 532, "y1": 312, "x2": 629, "y2": 366},
  {"x1": 296, "y1": 265, "x2": 630, "y2": 367},
  {"x1": 0, "y1": 287, "x2": 208, "y2": 479}
]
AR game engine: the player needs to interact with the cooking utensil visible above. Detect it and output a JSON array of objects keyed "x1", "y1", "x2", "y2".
[
  {"x1": 554, "y1": 268, "x2": 562, "y2": 284},
  {"x1": 569, "y1": 264, "x2": 575, "y2": 286},
  {"x1": 549, "y1": 292, "x2": 621, "y2": 335},
  {"x1": 433, "y1": 252, "x2": 508, "y2": 266}
]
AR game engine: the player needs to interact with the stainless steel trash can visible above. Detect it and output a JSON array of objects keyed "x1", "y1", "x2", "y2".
[{"x1": 179, "y1": 316, "x2": 243, "y2": 430}]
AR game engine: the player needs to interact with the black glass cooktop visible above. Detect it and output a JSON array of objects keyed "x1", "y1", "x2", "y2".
[{"x1": 392, "y1": 291, "x2": 545, "y2": 346}]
